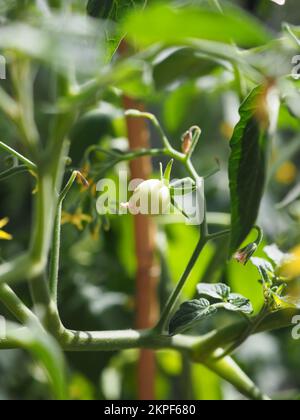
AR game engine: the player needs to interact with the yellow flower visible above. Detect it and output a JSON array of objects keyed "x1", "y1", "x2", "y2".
[
  {"x1": 280, "y1": 245, "x2": 300, "y2": 279},
  {"x1": 275, "y1": 161, "x2": 297, "y2": 185},
  {"x1": 0, "y1": 218, "x2": 12, "y2": 240},
  {"x1": 61, "y1": 210, "x2": 92, "y2": 231}
]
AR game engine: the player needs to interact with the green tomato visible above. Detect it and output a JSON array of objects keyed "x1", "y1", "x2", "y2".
[{"x1": 124, "y1": 179, "x2": 171, "y2": 216}]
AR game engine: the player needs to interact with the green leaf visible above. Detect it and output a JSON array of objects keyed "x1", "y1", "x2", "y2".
[
  {"x1": 87, "y1": 0, "x2": 113, "y2": 19},
  {"x1": 169, "y1": 298, "x2": 217, "y2": 336},
  {"x1": 271, "y1": 293, "x2": 300, "y2": 310},
  {"x1": 197, "y1": 283, "x2": 230, "y2": 301},
  {"x1": 153, "y1": 47, "x2": 218, "y2": 90},
  {"x1": 197, "y1": 283, "x2": 253, "y2": 314},
  {"x1": 87, "y1": 0, "x2": 146, "y2": 21},
  {"x1": 228, "y1": 85, "x2": 279, "y2": 255},
  {"x1": 224, "y1": 294, "x2": 253, "y2": 314},
  {"x1": 87, "y1": 0, "x2": 146, "y2": 61},
  {"x1": 0, "y1": 16, "x2": 105, "y2": 76},
  {"x1": 251, "y1": 257, "x2": 274, "y2": 283},
  {"x1": 124, "y1": 4, "x2": 272, "y2": 48}
]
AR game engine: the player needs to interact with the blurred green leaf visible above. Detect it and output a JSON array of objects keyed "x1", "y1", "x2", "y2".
[
  {"x1": 124, "y1": 4, "x2": 272, "y2": 48},
  {"x1": 87, "y1": 0, "x2": 113, "y2": 19},
  {"x1": 0, "y1": 15, "x2": 105, "y2": 76},
  {"x1": 87, "y1": 0, "x2": 146, "y2": 20},
  {"x1": 192, "y1": 364, "x2": 222, "y2": 400},
  {"x1": 153, "y1": 47, "x2": 217, "y2": 90}
]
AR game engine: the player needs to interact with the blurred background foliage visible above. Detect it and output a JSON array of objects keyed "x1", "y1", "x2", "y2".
[{"x1": 0, "y1": 0, "x2": 300, "y2": 400}]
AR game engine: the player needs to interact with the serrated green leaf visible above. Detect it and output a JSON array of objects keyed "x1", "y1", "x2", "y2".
[
  {"x1": 224, "y1": 294, "x2": 253, "y2": 314},
  {"x1": 228, "y1": 85, "x2": 279, "y2": 255},
  {"x1": 197, "y1": 283, "x2": 230, "y2": 301},
  {"x1": 169, "y1": 298, "x2": 217, "y2": 336}
]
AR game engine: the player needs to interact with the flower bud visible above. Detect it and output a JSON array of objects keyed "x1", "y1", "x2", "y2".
[
  {"x1": 181, "y1": 130, "x2": 193, "y2": 155},
  {"x1": 234, "y1": 243, "x2": 258, "y2": 266}
]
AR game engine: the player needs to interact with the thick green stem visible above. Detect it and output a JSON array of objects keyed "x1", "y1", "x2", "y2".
[
  {"x1": 215, "y1": 304, "x2": 270, "y2": 360},
  {"x1": 203, "y1": 354, "x2": 271, "y2": 400}
]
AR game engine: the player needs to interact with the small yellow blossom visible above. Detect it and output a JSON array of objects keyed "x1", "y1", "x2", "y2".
[
  {"x1": 275, "y1": 161, "x2": 297, "y2": 185},
  {"x1": 0, "y1": 218, "x2": 12, "y2": 240},
  {"x1": 280, "y1": 245, "x2": 300, "y2": 279},
  {"x1": 61, "y1": 210, "x2": 92, "y2": 231}
]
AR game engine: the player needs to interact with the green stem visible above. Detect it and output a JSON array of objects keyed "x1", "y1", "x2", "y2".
[
  {"x1": 49, "y1": 204, "x2": 62, "y2": 303},
  {"x1": 0, "y1": 141, "x2": 37, "y2": 171},
  {"x1": 0, "y1": 284, "x2": 38, "y2": 325},
  {"x1": 215, "y1": 304, "x2": 269, "y2": 360},
  {"x1": 10, "y1": 58, "x2": 40, "y2": 155},
  {"x1": 124, "y1": 110, "x2": 185, "y2": 161},
  {"x1": 0, "y1": 87, "x2": 19, "y2": 120},
  {"x1": 49, "y1": 171, "x2": 78, "y2": 302},
  {"x1": 0, "y1": 165, "x2": 29, "y2": 181},
  {"x1": 155, "y1": 234, "x2": 209, "y2": 333},
  {"x1": 208, "y1": 229, "x2": 231, "y2": 241},
  {"x1": 203, "y1": 354, "x2": 271, "y2": 400},
  {"x1": 0, "y1": 254, "x2": 43, "y2": 286}
]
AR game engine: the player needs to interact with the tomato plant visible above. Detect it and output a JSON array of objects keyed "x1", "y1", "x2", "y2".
[{"x1": 0, "y1": 0, "x2": 300, "y2": 401}]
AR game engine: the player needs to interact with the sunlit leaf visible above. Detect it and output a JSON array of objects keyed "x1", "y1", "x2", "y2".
[
  {"x1": 124, "y1": 4, "x2": 272, "y2": 48},
  {"x1": 224, "y1": 294, "x2": 253, "y2": 314},
  {"x1": 228, "y1": 85, "x2": 279, "y2": 254},
  {"x1": 197, "y1": 283, "x2": 230, "y2": 301}
]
